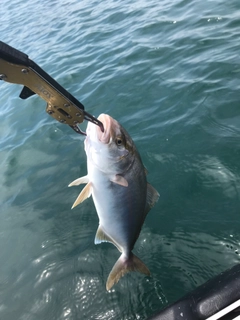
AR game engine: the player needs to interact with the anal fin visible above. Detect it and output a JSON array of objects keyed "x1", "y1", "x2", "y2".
[
  {"x1": 71, "y1": 182, "x2": 92, "y2": 209},
  {"x1": 95, "y1": 226, "x2": 122, "y2": 252}
]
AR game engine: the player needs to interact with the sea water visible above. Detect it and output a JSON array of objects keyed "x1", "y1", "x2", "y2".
[{"x1": 1, "y1": 0, "x2": 240, "y2": 319}]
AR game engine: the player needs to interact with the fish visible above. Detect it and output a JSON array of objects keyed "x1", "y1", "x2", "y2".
[{"x1": 69, "y1": 114, "x2": 159, "y2": 290}]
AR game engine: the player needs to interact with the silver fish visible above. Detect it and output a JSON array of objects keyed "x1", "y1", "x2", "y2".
[{"x1": 69, "y1": 114, "x2": 159, "y2": 290}]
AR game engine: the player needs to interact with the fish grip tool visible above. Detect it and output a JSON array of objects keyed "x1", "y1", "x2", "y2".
[{"x1": 0, "y1": 41, "x2": 103, "y2": 135}]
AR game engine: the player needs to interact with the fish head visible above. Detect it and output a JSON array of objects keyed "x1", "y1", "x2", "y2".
[{"x1": 85, "y1": 114, "x2": 136, "y2": 173}]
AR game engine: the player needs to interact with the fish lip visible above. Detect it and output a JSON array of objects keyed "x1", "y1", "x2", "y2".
[{"x1": 96, "y1": 114, "x2": 111, "y2": 144}]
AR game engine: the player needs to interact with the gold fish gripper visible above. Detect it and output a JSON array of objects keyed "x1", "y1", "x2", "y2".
[{"x1": 0, "y1": 41, "x2": 104, "y2": 135}]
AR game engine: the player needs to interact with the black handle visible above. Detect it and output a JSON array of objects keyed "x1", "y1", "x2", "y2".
[
  {"x1": 0, "y1": 41, "x2": 104, "y2": 134},
  {"x1": 0, "y1": 41, "x2": 85, "y2": 110},
  {"x1": 0, "y1": 41, "x2": 29, "y2": 65}
]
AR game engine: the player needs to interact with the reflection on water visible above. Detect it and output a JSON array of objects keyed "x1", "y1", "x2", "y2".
[
  {"x1": 151, "y1": 152, "x2": 240, "y2": 199},
  {"x1": 2, "y1": 223, "x2": 239, "y2": 319}
]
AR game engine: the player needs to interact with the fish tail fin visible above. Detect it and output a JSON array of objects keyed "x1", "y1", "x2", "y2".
[{"x1": 106, "y1": 252, "x2": 150, "y2": 291}]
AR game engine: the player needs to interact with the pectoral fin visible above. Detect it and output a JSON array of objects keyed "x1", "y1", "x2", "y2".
[
  {"x1": 144, "y1": 183, "x2": 160, "y2": 216},
  {"x1": 68, "y1": 175, "x2": 89, "y2": 187},
  {"x1": 71, "y1": 182, "x2": 92, "y2": 209},
  {"x1": 110, "y1": 174, "x2": 128, "y2": 187},
  {"x1": 95, "y1": 226, "x2": 122, "y2": 252}
]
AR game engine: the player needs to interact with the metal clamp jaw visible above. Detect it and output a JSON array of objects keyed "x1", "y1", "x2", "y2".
[{"x1": 0, "y1": 41, "x2": 103, "y2": 135}]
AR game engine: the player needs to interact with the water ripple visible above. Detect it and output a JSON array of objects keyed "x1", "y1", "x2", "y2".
[{"x1": 1, "y1": 0, "x2": 240, "y2": 319}]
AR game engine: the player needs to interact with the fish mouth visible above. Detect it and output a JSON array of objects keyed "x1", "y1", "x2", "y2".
[
  {"x1": 96, "y1": 114, "x2": 113, "y2": 144},
  {"x1": 86, "y1": 113, "x2": 119, "y2": 146}
]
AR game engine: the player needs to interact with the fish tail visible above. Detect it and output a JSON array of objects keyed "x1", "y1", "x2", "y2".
[{"x1": 106, "y1": 252, "x2": 150, "y2": 291}]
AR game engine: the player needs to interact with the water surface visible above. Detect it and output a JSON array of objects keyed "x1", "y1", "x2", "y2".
[{"x1": 1, "y1": 0, "x2": 240, "y2": 319}]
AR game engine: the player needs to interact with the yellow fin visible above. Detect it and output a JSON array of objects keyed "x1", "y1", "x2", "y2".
[
  {"x1": 71, "y1": 182, "x2": 92, "y2": 209},
  {"x1": 144, "y1": 183, "x2": 160, "y2": 216},
  {"x1": 106, "y1": 253, "x2": 150, "y2": 291},
  {"x1": 68, "y1": 175, "x2": 89, "y2": 187},
  {"x1": 95, "y1": 226, "x2": 122, "y2": 252},
  {"x1": 110, "y1": 174, "x2": 128, "y2": 187}
]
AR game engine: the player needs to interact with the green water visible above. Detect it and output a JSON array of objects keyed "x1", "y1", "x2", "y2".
[{"x1": 1, "y1": 0, "x2": 240, "y2": 319}]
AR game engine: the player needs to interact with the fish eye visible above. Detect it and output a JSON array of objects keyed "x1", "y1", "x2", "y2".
[{"x1": 116, "y1": 137, "x2": 122, "y2": 146}]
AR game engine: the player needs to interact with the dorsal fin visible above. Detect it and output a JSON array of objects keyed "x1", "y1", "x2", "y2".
[
  {"x1": 68, "y1": 175, "x2": 89, "y2": 187},
  {"x1": 144, "y1": 183, "x2": 160, "y2": 216},
  {"x1": 95, "y1": 226, "x2": 122, "y2": 252},
  {"x1": 71, "y1": 182, "x2": 92, "y2": 209}
]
